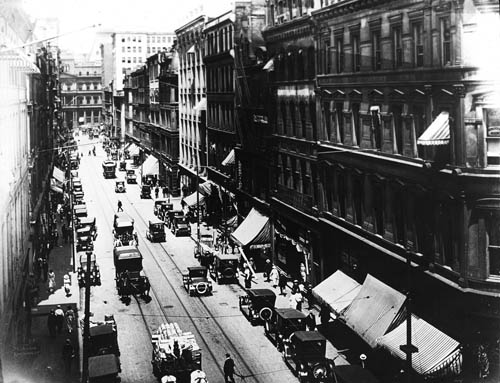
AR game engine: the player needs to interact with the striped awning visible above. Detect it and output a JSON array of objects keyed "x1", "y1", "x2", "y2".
[
  {"x1": 263, "y1": 57, "x2": 274, "y2": 72},
  {"x1": 417, "y1": 111, "x2": 450, "y2": 146},
  {"x1": 341, "y1": 274, "x2": 406, "y2": 348},
  {"x1": 377, "y1": 315, "x2": 462, "y2": 377},
  {"x1": 183, "y1": 191, "x2": 205, "y2": 208},
  {"x1": 52, "y1": 166, "x2": 66, "y2": 184},
  {"x1": 312, "y1": 270, "x2": 362, "y2": 316},
  {"x1": 221, "y1": 149, "x2": 235, "y2": 166},
  {"x1": 231, "y1": 208, "x2": 271, "y2": 247}
]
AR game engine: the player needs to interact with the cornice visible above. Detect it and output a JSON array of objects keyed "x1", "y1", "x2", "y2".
[
  {"x1": 312, "y1": 0, "x2": 394, "y2": 22},
  {"x1": 263, "y1": 16, "x2": 313, "y2": 43}
]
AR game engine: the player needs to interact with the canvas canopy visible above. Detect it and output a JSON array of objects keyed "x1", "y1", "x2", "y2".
[
  {"x1": 231, "y1": 208, "x2": 271, "y2": 247},
  {"x1": 312, "y1": 270, "x2": 362, "y2": 316}
]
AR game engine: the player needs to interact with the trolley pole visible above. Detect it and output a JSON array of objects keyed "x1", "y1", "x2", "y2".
[{"x1": 81, "y1": 250, "x2": 92, "y2": 383}]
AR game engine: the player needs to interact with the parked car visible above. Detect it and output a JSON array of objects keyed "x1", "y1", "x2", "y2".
[
  {"x1": 73, "y1": 190, "x2": 84, "y2": 204},
  {"x1": 76, "y1": 216, "x2": 97, "y2": 240},
  {"x1": 239, "y1": 289, "x2": 276, "y2": 325},
  {"x1": 208, "y1": 252, "x2": 239, "y2": 284},
  {"x1": 125, "y1": 169, "x2": 137, "y2": 184},
  {"x1": 143, "y1": 173, "x2": 155, "y2": 186},
  {"x1": 264, "y1": 308, "x2": 306, "y2": 351},
  {"x1": 140, "y1": 184, "x2": 151, "y2": 199},
  {"x1": 119, "y1": 160, "x2": 127, "y2": 171},
  {"x1": 115, "y1": 180, "x2": 126, "y2": 193},
  {"x1": 153, "y1": 198, "x2": 169, "y2": 216},
  {"x1": 182, "y1": 266, "x2": 212, "y2": 296},
  {"x1": 157, "y1": 202, "x2": 173, "y2": 221},
  {"x1": 76, "y1": 231, "x2": 93, "y2": 252},
  {"x1": 165, "y1": 210, "x2": 184, "y2": 229},
  {"x1": 77, "y1": 251, "x2": 101, "y2": 287},
  {"x1": 146, "y1": 218, "x2": 165, "y2": 242},
  {"x1": 171, "y1": 216, "x2": 191, "y2": 237},
  {"x1": 72, "y1": 179, "x2": 83, "y2": 192}
]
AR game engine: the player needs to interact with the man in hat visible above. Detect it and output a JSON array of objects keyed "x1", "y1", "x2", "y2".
[
  {"x1": 62, "y1": 339, "x2": 75, "y2": 375},
  {"x1": 264, "y1": 258, "x2": 272, "y2": 282},
  {"x1": 223, "y1": 353, "x2": 235, "y2": 383},
  {"x1": 54, "y1": 305, "x2": 65, "y2": 334}
]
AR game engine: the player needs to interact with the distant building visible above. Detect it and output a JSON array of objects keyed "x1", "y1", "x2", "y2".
[{"x1": 60, "y1": 54, "x2": 102, "y2": 129}]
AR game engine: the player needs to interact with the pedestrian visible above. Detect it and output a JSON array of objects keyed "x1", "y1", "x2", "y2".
[
  {"x1": 320, "y1": 305, "x2": 330, "y2": 329},
  {"x1": 295, "y1": 291, "x2": 303, "y2": 311},
  {"x1": 264, "y1": 259, "x2": 272, "y2": 282},
  {"x1": 55, "y1": 305, "x2": 65, "y2": 334},
  {"x1": 42, "y1": 259, "x2": 49, "y2": 282},
  {"x1": 48, "y1": 269, "x2": 56, "y2": 293},
  {"x1": 65, "y1": 306, "x2": 75, "y2": 334},
  {"x1": 248, "y1": 257, "x2": 256, "y2": 273},
  {"x1": 305, "y1": 312, "x2": 316, "y2": 331},
  {"x1": 36, "y1": 257, "x2": 43, "y2": 281},
  {"x1": 162, "y1": 186, "x2": 167, "y2": 198},
  {"x1": 269, "y1": 266, "x2": 279, "y2": 288},
  {"x1": 304, "y1": 282, "x2": 314, "y2": 309},
  {"x1": 117, "y1": 200, "x2": 123, "y2": 212},
  {"x1": 63, "y1": 273, "x2": 72, "y2": 297},
  {"x1": 278, "y1": 272, "x2": 287, "y2": 296},
  {"x1": 300, "y1": 262, "x2": 307, "y2": 283},
  {"x1": 243, "y1": 263, "x2": 252, "y2": 289},
  {"x1": 291, "y1": 279, "x2": 299, "y2": 294},
  {"x1": 47, "y1": 309, "x2": 57, "y2": 338},
  {"x1": 155, "y1": 185, "x2": 159, "y2": 199},
  {"x1": 52, "y1": 228, "x2": 59, "y2": 247},
  {"x1": 62, "y1": 339, "x2": 75, "y2": 375},
  {"x1": 223, "y1": 353, "x2": 235, "y2": 383}
]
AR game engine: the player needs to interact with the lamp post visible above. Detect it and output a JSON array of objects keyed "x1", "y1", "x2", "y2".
[{"x1": 81, "y1": 250, "x2": 92, "y2": 383}]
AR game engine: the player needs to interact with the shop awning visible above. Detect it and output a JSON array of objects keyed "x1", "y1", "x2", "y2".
[
  {"x1": 226, "y1": 215, "x2": 239, "y2": 229},
  {"x1": 312, "y1": 270, "x2": 362, "y2": 316},
  {"x1": 417, "y1": 111, "x2": 450, "y2": 146},
  {"x1": 50, "y1": 178, "x2": 63, "y2": 194},
  {"x1": 183, "y1": 191, "x2": 205, "y2": 208},
  {"x1": 231, "y1": 208, "x2": 271, "y2": 247},
  {"x1": 141, "y1": 155, "x2": 159, "y2": 175},
  {"x1": 263, "y1": 57, "x2": 274, "y2": 72},
  {"x1": 194, "y1": 97, "x2": 207, "y2": 113},
  {"x1": 221, "y1": 149, "x2": 235, "y2": 166},
  {"x1": 198, "y1": 181, "x2": 215, "y2": 196},
  {"x1": 377, "y1": 315, "x2": 462, "y2": 377},
  {"x1": 128, "y1": 143, "x2": 140, "y2": 156},
  {"x1": 52, "y1": 166, "x2": 66, "y2": 184},
  {"x1": 341, "y1": 274, "x2": 406, "y2": 348}
]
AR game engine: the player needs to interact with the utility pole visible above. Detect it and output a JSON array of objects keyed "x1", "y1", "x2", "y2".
[{"x1": 81, "y1": 250, "x2": 92, "y2": 383}]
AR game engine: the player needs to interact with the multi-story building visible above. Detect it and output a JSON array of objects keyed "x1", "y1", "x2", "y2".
[
  {"x1": 60, "y1": 55, "x2": 102, "y2": 129},
  {"x1": 308, "y1": 0, "x2": 500, "y2": 365},
  {"x1": 0, "y1": 3, "x2": 58, "y2": 357},
  {"x1": 263, "y1": 1, "x2": 321, "y2": 284},
  {"x1": 176, "y1": 16, "x2": 209, "y2": 195}
]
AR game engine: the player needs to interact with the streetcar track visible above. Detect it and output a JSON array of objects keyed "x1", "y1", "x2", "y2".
[{"x1": 86, "y1": 151, "x2": 261, "y2": 382}]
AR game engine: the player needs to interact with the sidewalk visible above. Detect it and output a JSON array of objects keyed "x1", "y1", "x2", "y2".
[{"x1": 3, "y1": 216, "x2": 80, "y2": 383}]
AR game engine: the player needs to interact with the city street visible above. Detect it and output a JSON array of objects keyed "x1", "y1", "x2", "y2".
[{"x1": 77, "y1": 134, "x2": 298, "y2": 383}]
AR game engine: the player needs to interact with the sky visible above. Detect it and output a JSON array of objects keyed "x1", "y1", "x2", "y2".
[{"x1": 22, "y1": 0, "x2": 234, "y2": 55}]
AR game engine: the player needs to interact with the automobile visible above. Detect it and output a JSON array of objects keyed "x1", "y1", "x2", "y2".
[
  {"x1": 171, "y1": 216, "x2": 191, "y2": 237},
  {"x1": 153, "y1": 198, "x2": 169, "y2": 216},
  {"x1": 73, "y1": 190, "x2": 84, "y2": 203},
  {"x1": 70, "y1": 170, "x2": 78, "y2": 178},
  {"x1": 113, "y1": 220, "x2": 135, "y2": 246},
  {"x1": 113, "y1": 245, "x2": 150, "y2": 298},
  {"x1": 89, "y1": 314, "x2": 120, "y2": 357},
  {"x1": 282, "y1": 331, "x2": 339, "y2": 383},
  {"x1": 76, "y1": 232, "x2": 94, "y2": 252},
  {"x1": 76, "y1": 216, "x2": 97, "y2": 240},
  {"x1": 74, "y1": 205, "x2": 88, "y2": 220},
  {"x1": 140, "y1": 184, "x2": 151, "y2": 199},
  {"x1": 182, "y1": 266, "x2": 212, "y2": 296},
  {"x1": 145, "y1": 218, "x2": 165, "y2": 242},
  {"x1": 195, "y1": 233, "x2": 214, "y2": 265},
  {"x1": 157, "y1": 202, "x2": 173, "y2": 221},
  {"x1": 239, "y1": 288, "x2": 276, "y2": 325},
  {"x1": 70, "y1": 157, "x2": 79, "y2": 170},
  {"x1": 115, "y1": 180, "x2": 126, "y2": 193},
  {"x1": 76, "y1": 251, "x2": 101, "y2": 287},
  {"x1": 264, "y1": 308, "x2": 306, "y2": 351},
  {"x1": 88, "y1": 354, "x2": 121, "y2": 383},
  {"x1": 102, "y1": 160, "x2": 116, "y2": 179},
  {"x1": 125, "y1": 169, "x2": 137, "y2": 184},
  {"x1": 165, "y1": 210, "x2": 184, "y2": 229},
  {"x1": 119, "y1": 160, "x2": 127, "y2": 171},
  {"x1": 142, "y1": 173, "x2": 155, "y2": 186},
  {"x1": 208, "y1": 252, "x2": 239, "y2": 283},
  {"x1": 72, "y1": 180, "x2": 83, "y2": 193}
]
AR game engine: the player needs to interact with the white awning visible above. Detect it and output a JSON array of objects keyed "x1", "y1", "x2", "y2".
[
  {"x1": 341, "y1": 274, "x2": 406, "y2": 348},
  {"x1": 52, "y1": 166, "x2": 66, "y2": 184},
  {"x1": 50, "y1": 179, "x2": 63, "y2": 193},
  {"x1": 377, "y1": 315, "x2": 462, "y2": 377},
  {"x1": 312, "y1": 270, "x2": 362, "y2": 316},
  {"x1": 417, "y1": 111, "x2": 450, "y2": 146},
  {"x1": 141, "y1": 155, "x2": 159, "y2": 175},
  {"x1": 183, "y1": 191, "x2": 205, "y2": 208},
  {"x1": 231, "y1": 208, "x2": 271, "y2": 247},
  {"x1": 194, "y1": 97, "x2": 206, "y2": 113},
  {"x1": 263, "y1": 57, "x2": 274, "y2": 72},
  {"x1": 128, "y1": 143, "x2": 140, "y2": 156},
  {"x1": 221, "y1": 149, "x2": 235, "y2": 166}
]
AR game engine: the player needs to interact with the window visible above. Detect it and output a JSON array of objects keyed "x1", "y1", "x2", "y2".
[
  {"x1": 371, "y1": 106, "x2": 382, "y2": 149},
  {"x1": 323, "y1": 39, "x2": 331, "y2": 74},
  {"x1": 392, "y1": 104, "x2": 404, "y2": 154},
  {"x1": 147, "y1": 47, "x2": 150, "y2": 54},
  {"x1": 162, "y1": 36, "x2": 166, "y2": 43},
  {"x1": 138, "y1": 47, "x2": 142, "y2": 53},
  {"x1": 290, "y1": 101, "x2": 296, "y2": 136},
  {"x1": 300, "y1": 102, "x2": 307, "y2": 138},
  {"x1": 413, "y1": 23, "x2": 424, "y2": 67},
  {"x1": 487, "y1": 215, "x2": 500, "y2": 276},
  {"x1": 324, "y1": 102, "x2": 332, "y2": 140},
  {"x1": 122, "y1": 47, "x2": 125, "y2": 53},
  {"x1": 122, "y1": 57, "x2": 125, "y2": 63},
  {"x1": 352, "y1": 33, "x2": 361, "y2": 72},
  {"x1": 441, "y1": 18, "x2": 451, "y2": 65},
  {"x1": 372, "y1": 30, "x2": 381, "y2": 70},
  {"x1": 352, "y1": 103, "x2": 361, "y2": 146},
  {"x1": 392, "y1": 26, "x2": 403, "y2": 68},
  {"x1": 281, "y1": 101, "x2": 287, "y2": 135},
  {"x1": 127, "y1": 46, "x2": 131, "y2": 53},
  {"x1": 373, "y1": 183, "x2": 384, "y2": 235},
  {"x1": 122, "y1": 38, "x2": 125, "y2": 43},
  {"x1": 335, "y1": 36, "x2": 344, "y2": 73}
]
